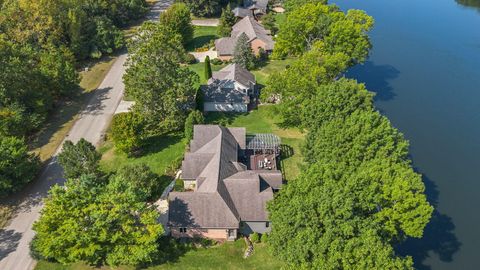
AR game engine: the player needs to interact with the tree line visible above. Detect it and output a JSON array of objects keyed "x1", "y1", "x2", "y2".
[
  {"x1": 263, "y1": 0, "x2": 433, "y2": 269},
  {"x1": 0, "y1": 0, "x2": 148, "y2": 197}
]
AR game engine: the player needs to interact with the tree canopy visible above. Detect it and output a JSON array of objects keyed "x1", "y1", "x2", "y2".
[
  {"x1": 180, "y1": 0, "x2": 221, "y2": 17},
  {"x1": 57, "y1": 138, "x2": 102, "y2": 179},
  {"x1": 233, "y1": 33, "x2": 255, "y2": 70},
  {"x1": 218, "y1": 4, "x2": 236, "y2": 37},
  {"x1": 0, "y1": 136, "x2": 40, "y2": 197},
  {"x1": 160, "y1": 3, "x2": 194, "y2": 46},
  {"x1": 124, "y1": 22, "x2": 199, "y2": 136},
  {"x1": 273, "y1": 2, "x2": 374, "y2": 64}
]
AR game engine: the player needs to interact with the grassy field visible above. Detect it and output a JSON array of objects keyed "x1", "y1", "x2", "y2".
[
  {"x1": 36, "y1": 241, "x2": 283, "y2": 270},
  {"x1": 251, "y1": 58, "x2": 295, "y2": 86},
  {"x1": 186, "y1": 26, "x2": 219, "y2": 52},
  {"x1": 205, "y1": 105, "x2": 304, "y2": 181}
]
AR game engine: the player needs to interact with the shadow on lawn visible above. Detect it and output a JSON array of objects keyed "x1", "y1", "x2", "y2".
[
  {"x1": 186, "y1": 35, "x2": 217, "y2": 51},
  {"x1": 139, "y1": 133, "x2": 185, "y2": 157},
  {"x1": 204, "y1": 112, "x2": 246, "y2": 126}
]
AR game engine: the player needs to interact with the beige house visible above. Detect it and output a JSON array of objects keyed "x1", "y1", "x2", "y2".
[
  {"x1": 168, "y1": 125, "x2": 282, "y2": 241},
  {"x1": 215, "y1": 16, "x2": 275, "y2": 61}
]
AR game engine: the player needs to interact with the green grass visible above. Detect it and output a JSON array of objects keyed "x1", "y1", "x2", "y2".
[
  {"x1": 188, "y1": 62, "x2": 226, "y2": 85},
  {"x1": 35, "y1": 241, "x2": 283, "y2": 270},
  {"x1": 99, "y1": 134, "x2": 187, "y2": 178},
  {"x1": 251, "y1": 58, "x2": 295, "y2": 86},
  {"x1": 205, "y1": 105, "x2": 305, "y2": 181},
  {"x1": 186, "y1": 26, "x2": 219, "y2": 52},
  {"x1": 148, "y1": 241, "x2": 284, "y2": 270}
]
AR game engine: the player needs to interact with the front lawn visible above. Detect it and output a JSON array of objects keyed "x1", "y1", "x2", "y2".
[
  {"x1": 148, "y1": 241, "x2": 284, "y2": 270},
  {"x1": 99, "y1": 133, "x2": 187, "y2": 191},
  {"x1": 186, "y1": 26, "x2": 219, "y2": 52},
  {"x1": 251, "y1": 58, "x2": 295, "y2": 86},
  {"x1": 205, "y1": 105, "x2": 305, "y2": 181}
]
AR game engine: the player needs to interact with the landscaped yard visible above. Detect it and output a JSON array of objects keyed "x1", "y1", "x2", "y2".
[
  {"x1": 205, "y1": 105, "x2": 305, "y2": 181},
  {"x1": 36, "y1": 241, "x2": 283, "y2": 270},
  {"x1": 99, "y1": 133, "x2": 187, "y2": 186},
  {"x1": 186, "y1": 26, "x2": 219, "y2": 52},
  {"x1": 251, "y1": 58, "x2": 295, "y2": 86}
]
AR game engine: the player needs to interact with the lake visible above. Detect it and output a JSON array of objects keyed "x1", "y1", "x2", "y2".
[{"x1": 333, "y1": 0, "x2": 480, "y2": 269}]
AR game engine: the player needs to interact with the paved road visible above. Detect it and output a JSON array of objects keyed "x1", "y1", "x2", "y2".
[
  {"x1": 0, "y1": 1, "x2": 171, "y2": 269},
  {"x1": 192, "y1": 19, "x2": 219, "y2": 26}
]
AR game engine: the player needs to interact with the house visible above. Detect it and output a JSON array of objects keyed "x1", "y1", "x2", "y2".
[
  {"x1": 233, "y1": 0, "x2": 269, "y2": 19},
  {"x1": 168, "y1": 125, "x2": 282, "y2": 241},
  {"x1": 202, "y1": 63, "x2": 257, "y2": 112},
  {"x1": 215, "y1": 16, "x2": 274, "y2": 61}
]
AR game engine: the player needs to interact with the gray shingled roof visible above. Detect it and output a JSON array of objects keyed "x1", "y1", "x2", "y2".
[
  {"x1": 244, "y1": 0, "x2": 268, "y2": 12},
  {"x1": 169, "y1": 125, "x2": 282, "y2": 228},
  {"x1": 203, "y1": 64, "x2": 255, "y2": 103},
  {"x1": 233, "y1": 7, "x2": 252, "y2": 18},
  {"x1": 231, "y1": 16, "x2": 274, "y2": 51},
  {"x1": 215, "y1": 37, "x2": 237, "y2": 56}
]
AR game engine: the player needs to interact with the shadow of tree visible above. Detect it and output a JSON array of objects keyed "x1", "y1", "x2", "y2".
[
  {"x1": 397, "y1": 174, "x2": 461, "y2": 270},
  {"x1": 345, "y1": 61, "x2": 400, "y2": 101},
  {"x1": 280, "y1": 144, "x2": 294, "y2": 159},
  {"x1": 204, "y1": 112, "x2": 245, "y2": 126},
  {"x1": 186, "y1": 35, "x2": 217, "y2": 52},
  {"x1": 0, "y1": 229, "x2": 22, "y2": 260},
  {"x1": 140, "y1": 133, "x2": 185, "y2": 157}
]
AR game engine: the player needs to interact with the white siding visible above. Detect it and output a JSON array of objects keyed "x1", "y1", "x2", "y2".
[{"x1": 204, "y1": 102, "x2": 248, "y2": 112}]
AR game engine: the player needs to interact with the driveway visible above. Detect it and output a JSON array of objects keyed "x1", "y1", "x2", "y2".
[
  {"x1": 192, "y1": 19, "x2": 219, "y2": 26},
  {"x1": 0, "y1": 1, "x2": 172, "y2": 270},
  {"x1": 190, "y1": 49, "x2": 218, "y2": 62}
]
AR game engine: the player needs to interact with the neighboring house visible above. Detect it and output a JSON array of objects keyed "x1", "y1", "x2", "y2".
[
  {"x1": 202, "y1": 63, "x2": 256, "y2": 112},
  {"x1": 215, "y1": 16, "x2": 274, "y2": 61},
  {"x1": 233, "y1": 0, "x2": 269, "y2": 19},
  {"x1": 168, "y1": 125, "x2": 282, "y2": 241}
]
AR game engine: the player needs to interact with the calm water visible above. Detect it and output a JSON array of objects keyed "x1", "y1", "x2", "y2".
[{"x1": 333, "y1": 0, "x2": 480, "y2": 269}]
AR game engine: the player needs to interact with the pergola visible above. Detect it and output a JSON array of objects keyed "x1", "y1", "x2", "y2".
[{"x1": 246, "y1": 133, "x2": 281, "y2": 156}]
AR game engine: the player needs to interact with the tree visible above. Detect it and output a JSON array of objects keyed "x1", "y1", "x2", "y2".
[
  {"x1": 261, "y1": 44, "x2": 350, "y2": 125},
  {"x1": 57, "y1": 138, "x2": 101, "y2": 179},
  {"x1": 218, "y1": 4, "x2": 236, "y2": 37},
  {"x1": 283, "y1": 0, "x2": 327, "y2": 12},
  {"x1": 32, "y1": 173, "x2": 163, "y2": 266},
  {"x1": 108, "y1": 164, "x2": 160, "y2": 202},
  {"x1": 110, "y1": 112, "x2": 146, "y2": 155},
  {"x1": 273, "y1": 2, "x2": 374, "y2": 63},
  {"x1": 184, "y1": 110, "x2": 205, "y2": 140},
  {"x1": 204, "y1": 56, "x2": 213, "y2": 80},
  {"x1": 0, "y1": 136, "x2": 40, "y2": 197},
  {"x1": 267, "y1": 160, "x2": 429, "y2": 269},
  {"x1": 303, "y1": 110, "x2": 410, "y2": 167},
  {"x1": 180, "y1": 0, "x2": 221, "y2": 17},
  {"x1": 124, "y1": 22, "x2": 199, "y2": 136},
  {"x1": 300, "y1": 78, "x2": 374, "y2": 129},
  {"x1": 260, "y1": 12, "x2": 278, "y2": 35},
  {"x1": 160, "y1": 3, "x2": 194, "y2": 46},
  {"x1": 233, "y1": 33, "x2": 255, "y2": 69}
]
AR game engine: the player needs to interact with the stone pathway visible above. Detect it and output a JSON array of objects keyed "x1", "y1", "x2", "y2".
[{"x1": 190, "y1": 49, "x2": 218, "y2": 62}]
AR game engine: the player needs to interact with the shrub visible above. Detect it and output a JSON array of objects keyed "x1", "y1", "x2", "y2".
[
  {"x1": 261, "y1": 233, "x2": 268, "y2": 243},
  {"x1": 250, "y1": 232, "x2": 260, "y2": 243},
  {"x1": 111, "y1": 112, "x2": 145, "y2": 156},
  {"x1": 185, "y1": 53, "x2": 197, "y2": 64},
  {"x1": 184, "y1": 110, "x2": 205, "y2": 140},
  {"x1": 211, "y1": 58, "x2": 223, "y2": 65}
]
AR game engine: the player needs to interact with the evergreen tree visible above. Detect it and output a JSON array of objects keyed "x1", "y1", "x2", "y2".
[
  {"x1": 204, "y1": 56, "x2": 212, "y2": 80},
  {"x1": 184, "y1": 110, "x2": 205, "y2": 140},
  {"x1": 233, "y1": 33, "x2": 255, "y2": 69},
  {"x1": 218, "y1": 4, "x2": 236, "y2": 37}
]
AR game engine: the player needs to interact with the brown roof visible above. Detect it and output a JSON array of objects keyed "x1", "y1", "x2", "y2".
[{"x1": 169, "y1": 125, "x2": 282, "y2": 228}]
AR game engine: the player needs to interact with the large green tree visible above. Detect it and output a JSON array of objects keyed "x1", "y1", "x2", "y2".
[
  {"x1": 57, "y1": 139, "x2": 102, "y2": 179},
  {"x1": 124, "y1": 22, "x2": 199, "y2": 136},
  {"x1": 160, "y1": 3, "x2": 194, "y2": 46},
  {"x1": 32, "y1": 172, "x2": 163, "y2": 266},
  {"x1": 268, "y1": 162, "x2": 419, "y2": 269},
  {"x1": 0, "y1": 136, "x2": 40, "y2": 197},
  {"x1": 262, "y1": 44, "x2": 350, "y2": 125},
  {"x1": 273, "y1": 2, "x2": 374, "y2": 64},
  {"x1": 218, "y1": 4, "x2": 236, "y2": 37},
  {"x1": 180, "y1": 0, "x2": 221, "y2": 17},
  {"x1": 110, "y1": 112, "x2": 146, "y2": 156},
  {"x1": 233, "y1": 33, "x2": 255, "y2": 69}
]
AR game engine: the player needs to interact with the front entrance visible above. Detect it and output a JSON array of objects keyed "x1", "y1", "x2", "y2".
[{"x1": 227, "y1": 229, "x2": 237, "y2": 241}]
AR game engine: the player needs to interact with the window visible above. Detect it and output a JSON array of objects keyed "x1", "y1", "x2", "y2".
[
  {"x1": 266, "y1": 222, "x2": 269, "y2": 228},
  {"x1": 179, "y1": 227, "x2": 187, "y2": 233}
]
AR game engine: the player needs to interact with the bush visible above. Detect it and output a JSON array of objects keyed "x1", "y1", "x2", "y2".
[
  {"x1": 185, "y1": 53, "x2": 197, "y2": 64},
  {"x1": 261, "y1": 233, "x2": 268, "y2": 243},
  {"x1": 111, "y1": 112, "x2": 145, "y2": 156},
  {"x1": 250, "y1": 232, "x2": 260, "y2": 243},
  {"x1": 184, "y1": 110, "x2": 205, "y2": 140},
  {"x1": 0, "y1": 136, "x2": 40, "y2": 197},
  {"x1": 211, "y1": 58, "x2": 223, "y2": 65}
]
